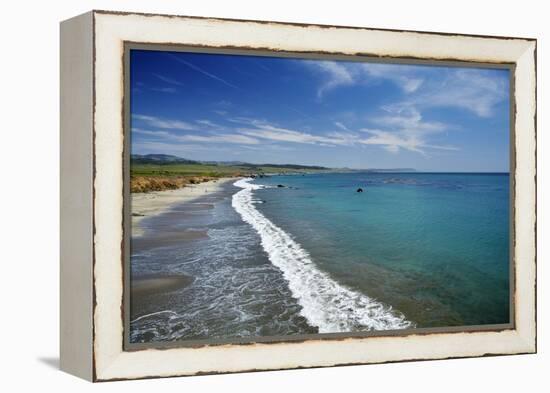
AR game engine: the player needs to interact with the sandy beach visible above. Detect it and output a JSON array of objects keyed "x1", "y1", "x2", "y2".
[{"x1": 131, "y1": 177, "x2": 236, "y2": 237}]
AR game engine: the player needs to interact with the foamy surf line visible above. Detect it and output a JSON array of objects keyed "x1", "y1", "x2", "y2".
[{"x1": 232, "y1": 178, "x2": 413, "y2": 333}]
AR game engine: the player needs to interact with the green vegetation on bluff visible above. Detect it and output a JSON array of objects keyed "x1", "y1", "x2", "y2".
[
  {"x1": 129, "y1": 154, "x2": 415, "y2": 192},
  {"x1": 130, "y1": 154, "x2": 329, "y2": 192}
]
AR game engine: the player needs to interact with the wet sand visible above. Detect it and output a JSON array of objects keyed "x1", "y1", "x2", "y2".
[
  {"x1": 132, "y1": 274, "x2": 195, "y2": 296},
  {"x1": 131, "y1": 177, "x2": 235, "y2": 236},
  {"x1": 131, "y1": 274, "x2": 195, "y2": 316},
  {"x1": 131, "y1": 229, "x2": 208, "y2": 254},
  {"x1": 130, "y1": 178, "x2": 240, "y2": 321}
]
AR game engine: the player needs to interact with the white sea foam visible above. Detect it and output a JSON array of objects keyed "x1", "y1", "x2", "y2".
[
  {"x1": 232, "y1": 178, "x2": 413, "y2": 333},
  {"x1": 131, "y1": 310, "x2": 179, "y2": 323}
]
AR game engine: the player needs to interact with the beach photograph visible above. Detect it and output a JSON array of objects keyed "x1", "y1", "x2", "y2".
[{"x1": 128, "y1": 49, "x2": 511, "y2": 344}]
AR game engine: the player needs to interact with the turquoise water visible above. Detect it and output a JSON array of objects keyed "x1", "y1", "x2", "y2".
[{"x1": 253, "y1": 172, "x2": 510, "y2": 327}]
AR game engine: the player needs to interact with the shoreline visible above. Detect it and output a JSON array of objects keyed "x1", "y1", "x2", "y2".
[{"x1": 131, "y1": 177, "x2": 236, "y2": 237}]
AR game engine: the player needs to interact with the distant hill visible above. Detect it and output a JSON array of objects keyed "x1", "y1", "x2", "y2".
[
  {"x1": 201, "y1": 160, "x2": 248, "y2": 166},
  {"x1": 131, "y1": 154, "x2": 328, "y2": 170},
  {"x1": 131, "y1": 154, "x2": 199, "y2": 165},
  {"x1": 131, "y1": 154, "x2": 413, "y2": 172},
  {"x1": 364, "y1": 168, "x2": 417, "y2": 173},
  {"x1": 238, "y1": 163, "x2": 328, "y2": 170}
]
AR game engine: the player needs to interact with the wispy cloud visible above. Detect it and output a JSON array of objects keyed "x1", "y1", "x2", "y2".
[
  {"x1": 303, "y1": 65, "x2": 506, "y2": 155},
  {"x1": 252, "y1": 59, "x2": 272, "y2": 73},
  {"x1": 239, "y1": 126, "x2": 345, "y2": 145},
  {"x1": 133, "y1": 127, "x2": 259, "y2": 145},
  {"x1": 376, "y1": 68, "x2": 508, "y2": 119},
  {"x1": 308, "y1": 61, "x2": 425, "y2": 98},
  {"x1": 371, "y1": 106, "x2": 448, "y2": 134},
  {"x1": 133, "y1": 114, "x2": 226, "y2": 133},
  {"x1": 132, "y1": 114, "x2": 197, "y2": 131},
  {"x1": 361, "y1": 63, "x2": 424, "y2": 93},
  {"x1": 153, "y1": 73, "x2": 185, "y2": 87},
  {"x1": 358, "y1": 107, "x2": 457, "y2": 155},
  {"x1": 334, "y1": 121, "x2": 350, "y2": 131},
  {"x1": 307, "y1": 61, "x2": 507, "y2": 119},
  {"x1": 132, "y1": 141, "x2": 237, "y2": 156},
  {"x1": 132, "y1": 128, "x2": 172, "y2": 137},
  {"x1": 231, "y1": 116, "x2": 456, "y2": 155},
  {"x1": 358, "y1": 128, "x2": 458, "y2": 155},
  {"x1": 358, "y1": 129, "x2": 425, "y2": 154},
  {"x1": 133, "y1": 111, "x2": 458, "y2": 156},
  {"x1": 150, "y1": 87, "x2": 178, "y2": 94},
  {"x1": 404, "y1": 69, "x2": 508, "y2": 117},
  {"x1": 230, "y1": 118, "x2": 356, "y2": 146},
  {"x1": 170, "y1": 55, "x2": 238, "y2": 89},
  {"x1": 196, "y1": 119, "x2": 224, "y2": 130},
  {"x1": 314, "y1": 61, "x2": 355, "y2": 98},
  {"x1": 177, "y1": 133, "x2": 259, "y2": 145}
]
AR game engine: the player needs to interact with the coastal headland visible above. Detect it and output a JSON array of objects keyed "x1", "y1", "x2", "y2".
[{"x1": 130, "y1": 153, "x2": 335, "y2": 236}]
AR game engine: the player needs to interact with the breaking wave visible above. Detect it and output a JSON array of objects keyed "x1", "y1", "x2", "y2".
[{"x1": 232, "y1": 178, "x2": 413, "y2": 333}]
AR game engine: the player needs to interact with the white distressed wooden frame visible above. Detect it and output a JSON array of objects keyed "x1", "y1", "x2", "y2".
[{"x1": 60, "y1": 10, "x2": 536, "y2": 382}]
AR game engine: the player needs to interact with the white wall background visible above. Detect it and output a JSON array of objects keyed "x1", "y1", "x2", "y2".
[{"x1": 0, "y1": 0, "x2": 546, "y2": 391}]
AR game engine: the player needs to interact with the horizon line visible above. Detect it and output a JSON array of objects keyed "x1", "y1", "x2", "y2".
[{"x1": 131, "y1": 153, "x2": 509, "y2": 174}]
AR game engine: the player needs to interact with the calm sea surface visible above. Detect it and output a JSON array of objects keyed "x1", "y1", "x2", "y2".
[{"x1": 254, "y1": 172, "x2": 510, "y2": 328}]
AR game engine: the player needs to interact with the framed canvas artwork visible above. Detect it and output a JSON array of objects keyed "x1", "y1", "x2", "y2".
[{"x1": 60, "y1": 10, "x2": 537, "y2": 381}]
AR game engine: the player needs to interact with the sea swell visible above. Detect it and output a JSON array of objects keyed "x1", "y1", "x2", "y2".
[{"x1": 232, "y1": 178, "x2": 413, "y2": 333}]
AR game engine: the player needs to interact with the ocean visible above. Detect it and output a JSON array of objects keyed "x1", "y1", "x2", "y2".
[{"x1": 129, "y1": 172, "x2": 510, "y2": 343}]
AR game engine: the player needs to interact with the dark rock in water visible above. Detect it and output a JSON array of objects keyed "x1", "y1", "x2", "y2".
[
  {"x1": 357, "y1": 188, "x2": 364, "y2": 193},
  {"x1": 277, "y1": 184, "x2": 285, "y2": 188}
]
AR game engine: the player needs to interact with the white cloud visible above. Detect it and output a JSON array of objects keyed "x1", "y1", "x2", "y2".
[
  {"x1": 227, "y1": 116, "x2": 456, "y2": 154},
  {"x1": 133, "y1": 111, "x2": 458, "y2": 157},
  {"x1": 132, "y1": 126, "x2": 259, "y2": 145},
  {"x1": 308, "y1": 61, "x2": 507, "y2": 119},
  {"x1": 358, "y1": 106, "x2": 458, "y2": 155},
  {"x1": 358, "y1": 128, "x2": 458, "y2": 155},
  {"x1": 132, "y1": 128, "x2": 171, "y2": 137},
  {"x1": 314, "y1": 61, "x2": 355, "y2": 98},
  {"x1": 358, "y1": 129, "x2": 425, "y2": 155},
  {"x1": 361, "y1": 63, "x2": 424, "y2": 93},
  {"x1": 178, "y1": 133, "x2": 259, "y2": 145},
  {"x1": 387, "y1": 68, "x2": 508, "y2": 118},
  {"x1": 239, "y1": 125, "x2": 345, "y2": 145},
  {"x1": 371, "y1": 106, "x2": 448, "y2": 134},
  {"x1": 308, "y1": 61, "x2": 425, "y2": 98},
  {"x1": 231, "y1": 118, "x2": 356, "y2": 146}
]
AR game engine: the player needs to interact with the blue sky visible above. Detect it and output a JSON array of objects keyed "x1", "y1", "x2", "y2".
[{"x1": 130, "y1": 49, "x2": 510, "y2": 172}]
